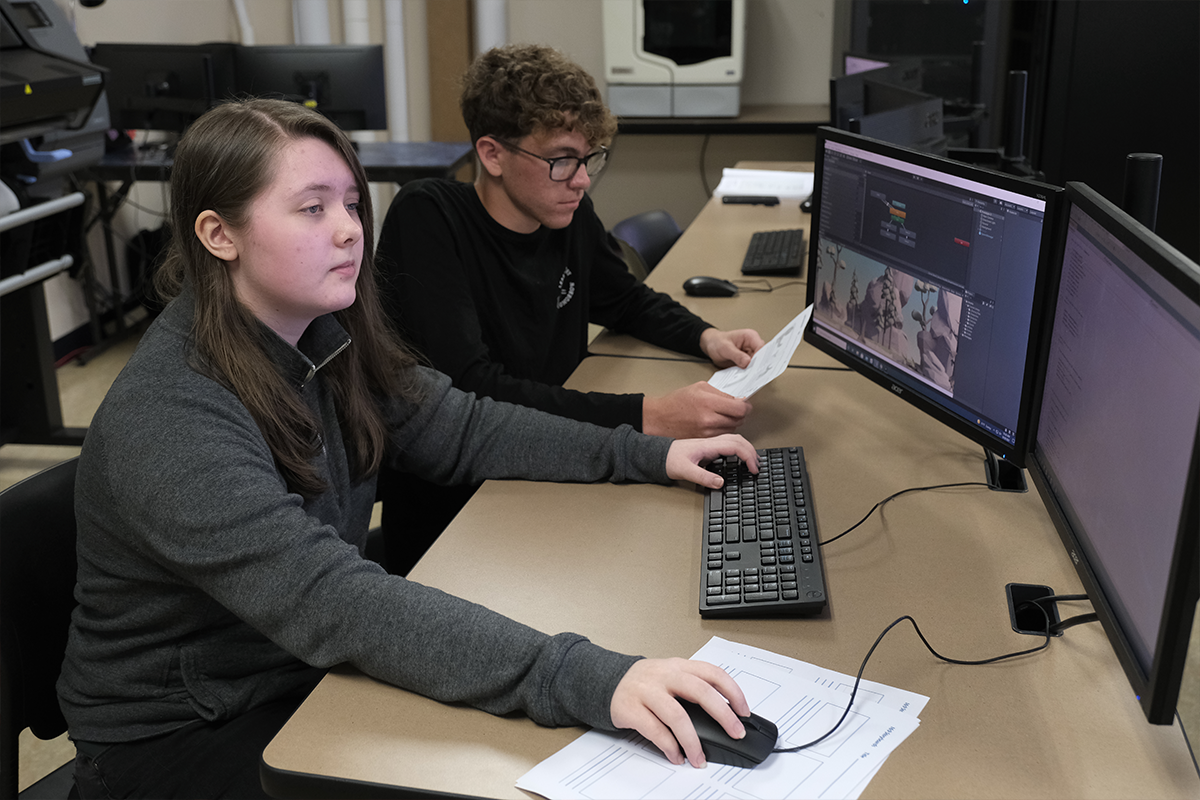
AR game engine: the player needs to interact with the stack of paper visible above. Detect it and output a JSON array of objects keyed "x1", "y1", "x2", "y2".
[
  {"x1": 713, "y1": 168, "x2": 814, "y2": 200},
  {"x1": 517, "y1": 637, "x2": 928, "y2": 800}
]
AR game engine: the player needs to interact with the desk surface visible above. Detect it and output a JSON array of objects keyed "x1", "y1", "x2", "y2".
[
  {"x1": 90, "y1": 140, "x2": 473, "y2": 184},
  {"x1": 590, "y1": 162, "x2": 820, "y2": 365},
  {"x1": 262, "y1": 356, "x2": 1200, "y2": 799}
]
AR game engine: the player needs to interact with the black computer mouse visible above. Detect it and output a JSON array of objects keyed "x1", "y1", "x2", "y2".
[
  {"x1": 683, "y1": 276, "x2": 739, "y2": 297},
  {"x1": 677, "y1": 700, "x2": 778, "y2": 769}
]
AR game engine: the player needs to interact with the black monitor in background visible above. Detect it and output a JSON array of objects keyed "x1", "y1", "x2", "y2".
[
  {"x1": 830, "y1": 62, "x2": 946, "y2": 156},
  {"x1": 89, "y1": 42, "x2": 237, "y2": 132},
  {"x1": 829, "y1": 60, "x2": 921, "y2": 130},
  {"x1": 853, "y1": 78, "x2": 945, "y2": 156},
  {"x1": 234, "y1": 45, "x2": 386, "y2": 131},
  {"x1": 1026, "y1": 182, "x2": 1200, "y2": 725},
  {"x1": 803, "y1": 126, "x2": 1064, "y2": 490}
]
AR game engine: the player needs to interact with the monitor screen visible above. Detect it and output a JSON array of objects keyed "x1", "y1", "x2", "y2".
[
  {"x1": 90, "y1": 42, "x2": 237, "y2": 132},
  {"x1": 803, "y1": 127, "x2": 1064, "y2": 485},
  {"x1": 234, "y1": 45, "x2": 386, "y2": 131},
  {"x1": 1027, "y1": 182, "x2": 1200, "y2": 724}
]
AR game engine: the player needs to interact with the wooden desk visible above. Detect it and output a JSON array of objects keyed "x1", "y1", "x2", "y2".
[
  {"x1": 261, "y1": 357, "x2": 1200, "y2": 799},
  {"x1": 590, "y1": 161, "x2": 831, "y2": 368}
]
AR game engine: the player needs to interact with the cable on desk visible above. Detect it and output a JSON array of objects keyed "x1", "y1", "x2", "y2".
[
  {"x1": 819, "y1": 482, "x2": 990, "y2": 546},
  {"x1": 772, "y1": 595, "x2": 1094, "y2": 755},
  {"x1": 700, "y1": 133, "x2": 713, "y2": 197},
  {"x1": 732, "y1": 278, "x2": 804, "y2": 293}
]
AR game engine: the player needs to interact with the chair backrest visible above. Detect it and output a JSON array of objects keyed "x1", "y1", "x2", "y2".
[
  {"x1": 611, "y1": 209, "x2": 682, "y2": 275},
  {"x1": 0, "y1": 457, "x2": 79, "y2": 795}
]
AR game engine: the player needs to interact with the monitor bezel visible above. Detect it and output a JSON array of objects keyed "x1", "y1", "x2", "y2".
[
  {"x1": 802, "y1": 125, "x2": 1065, "y2": 469},
  {"x1": 1026, "y1": 181, "x2": 1200, "y2": 725}
]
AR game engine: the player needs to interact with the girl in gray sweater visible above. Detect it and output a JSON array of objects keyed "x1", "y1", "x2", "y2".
[{"x1": 58, "y1": 98, "x2": 758, "y2": 798}]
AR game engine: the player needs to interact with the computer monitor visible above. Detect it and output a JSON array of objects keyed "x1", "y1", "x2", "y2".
[
  {"x1": 853, "y1": 78, "x2": 946, "y2": 156},
  {"x1": 803, "y1": 126, "x2": 1064, "y2": 490},
  {"x1": 1026, "y1": 181, "x2": 1200, "y2": 724},
  {"x1": 829, "y1": 60, "x2": 921, "y2": 130},
  {"x1": 830, "y1": 62, "x2": 946, "y2": 155},
  {"x1": 234, "y1": 45, "x2": 386, "y2": 131},
  {"x1": 89, "y1": 42, "x2": 237, "y2": 132}
]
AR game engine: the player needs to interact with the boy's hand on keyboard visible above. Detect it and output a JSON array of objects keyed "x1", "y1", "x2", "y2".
[
  {"x1": 699, "y1": 327, "x2": 766, "y2": 369},
  {"x1": 666, "y1": 434, "x2": 759, "y2": 489},
  {"x1": 644, "y1": 382, "x2": 751, "y2": 438},
  {"x1": 610, "y1": 657, "x2": 750, "y2": 768}
]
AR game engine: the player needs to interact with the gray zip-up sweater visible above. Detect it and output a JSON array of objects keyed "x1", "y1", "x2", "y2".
[{"x1": 58, "y1": 287, "x2": 669, "y2": 744}]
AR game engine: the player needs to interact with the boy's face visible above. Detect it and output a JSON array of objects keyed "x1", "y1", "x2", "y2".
[{"x1": 491, "y1": 126, "x2": 595, "y2": 232}]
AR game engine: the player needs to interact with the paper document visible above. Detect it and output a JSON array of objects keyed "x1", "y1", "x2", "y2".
[
  {"x1": 516, "y1": 637, "x2": 928, "y2": 800},
  {"x1": 709, "y1": 305, "x2": 812, "y2": 398},
  {"x1": 713, "y1": 168, "x2": 814, "y2": 200}
]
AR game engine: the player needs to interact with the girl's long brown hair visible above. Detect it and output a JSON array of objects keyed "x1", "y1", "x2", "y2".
[{"x1": 156, "y1": 98, "x2": 419, "y2": 498}]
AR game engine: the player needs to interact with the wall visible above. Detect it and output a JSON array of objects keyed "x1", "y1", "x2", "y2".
[{"x1": 46, "y1": 0, "x2": 831, "y2": 345}]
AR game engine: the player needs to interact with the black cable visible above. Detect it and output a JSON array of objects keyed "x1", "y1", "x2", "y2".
[
  {"x1": 731, "y1": 278, "x2": 804, "y2": 293},
  {"x1": 699, "y1": 133, "x2": 712, "y2": 197},
  {"x1": 819, "y1": 482, "x2": 989, "y2": 546},
  {"x1": 772, "y1": 595, "x2": 1093, "y2": 754}
]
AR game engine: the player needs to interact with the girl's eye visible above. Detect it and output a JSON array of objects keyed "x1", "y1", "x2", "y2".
[
  {"x1": 302, "y1": 204, "x2": 323, "y2": 215},
  {"x1": 346, "y1": 202, "x2": 359, "y2": 213}
]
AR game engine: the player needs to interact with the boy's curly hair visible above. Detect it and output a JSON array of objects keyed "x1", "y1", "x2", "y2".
[{"x1": 460, "y1": 44, "x2": 617, "y2": 147}]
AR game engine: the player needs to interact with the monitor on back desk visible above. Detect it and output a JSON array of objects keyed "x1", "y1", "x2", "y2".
[
  {"x1": 802, "y1": 126, "x2": 1064, "y2": 490},
  {"x1": 1027, "y1": 181, "x2": 1200, "y2": 725}
]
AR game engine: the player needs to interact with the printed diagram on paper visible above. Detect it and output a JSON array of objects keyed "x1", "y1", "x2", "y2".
[{"x1": 516, "y1": 637, "x2": 928, "y2": 800}]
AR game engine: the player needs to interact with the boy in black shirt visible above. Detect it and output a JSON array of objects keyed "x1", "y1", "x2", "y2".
[{"x1": 375, "y1": 44, "x2": 765, "y2": 573}]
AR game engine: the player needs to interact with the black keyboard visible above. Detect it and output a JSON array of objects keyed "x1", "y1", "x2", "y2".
[
  {"x1": 699, "y1": 447, "x2": 828, "y2": 618},
  {"x1": 741, "y1": 229, "x2": 805, "y2": 276}
]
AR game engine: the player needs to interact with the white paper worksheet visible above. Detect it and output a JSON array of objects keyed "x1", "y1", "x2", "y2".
[
  {"x1": 709, "y1": 306, "x2": 812, "y2": 398},
  {"x1": 516, "y1": 637, "x2": 928, "y2": 800}
]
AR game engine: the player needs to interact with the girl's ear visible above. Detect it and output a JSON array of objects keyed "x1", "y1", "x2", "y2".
[{"x1": 194, "y1": 210, "x2": 239, "y2": 262}]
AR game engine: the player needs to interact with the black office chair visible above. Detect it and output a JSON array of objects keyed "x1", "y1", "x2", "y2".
[
  {"x1": 0, "y1": 457, "x2": 80, "y2": 799},
  {"x1": 611, "y1": 209, "x2": 683, "y2": 279}
]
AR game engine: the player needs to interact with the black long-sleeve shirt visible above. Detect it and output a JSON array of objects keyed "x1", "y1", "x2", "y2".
[{"x1": 376, "y1": 178, "x2": 712, "y2": 430}]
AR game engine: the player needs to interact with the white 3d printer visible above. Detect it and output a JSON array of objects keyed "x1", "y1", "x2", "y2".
[{"x1": 602, "y1": 0, "x2": 746, "y2": 118}]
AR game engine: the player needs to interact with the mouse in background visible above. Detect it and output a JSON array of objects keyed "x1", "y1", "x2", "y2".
[
  {"x1": 674, "y1": 700, "x2": 779, "y2": 769},
  {"x1": 800, "y1": 194, "x2": 813, "y2": 213},
  {"x1": 683, "y1": 276, "x2": 739, "y2": 297}
]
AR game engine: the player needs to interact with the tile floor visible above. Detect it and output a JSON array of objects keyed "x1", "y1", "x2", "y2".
[{"x1": 3, "y1": 332, "x2": 1198, "y2": 791}]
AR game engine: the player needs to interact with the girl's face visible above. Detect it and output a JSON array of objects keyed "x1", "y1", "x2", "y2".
[{"x1": 225, "y1": 137, "x2": 363, "y2": 345}]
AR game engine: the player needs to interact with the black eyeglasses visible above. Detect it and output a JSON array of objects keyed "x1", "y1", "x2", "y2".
[{"x1": 493, "y1": 138, "x2": 609, "y2": 182}]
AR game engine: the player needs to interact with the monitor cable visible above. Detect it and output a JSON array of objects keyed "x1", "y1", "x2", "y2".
[
  {"x1": 732, "y1": 278, "x2": 804, "y2": 293},
  {"x1": 819, "y1": 481, "x2": 990, "y2": 547},
  {"x1": 772, "y1": 594, "x2": 1095, "y2": 755}
]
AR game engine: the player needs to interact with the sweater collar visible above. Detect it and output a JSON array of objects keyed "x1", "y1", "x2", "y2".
[{"x1": 167, "y1": 283, "x2": 352, "y2": 390}]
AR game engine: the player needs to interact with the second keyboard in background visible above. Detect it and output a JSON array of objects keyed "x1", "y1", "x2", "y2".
[
  {"x1": 741, "y1": 228, "x2": 806, "y2": 277},
  {"x1": 700, "y1": 447, "x2": 828, "y2": 618}
]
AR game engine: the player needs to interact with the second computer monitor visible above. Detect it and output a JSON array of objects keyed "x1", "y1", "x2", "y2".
[
  {"x1": 1027, "y1": 181, "x2": 1200, "y2": 724},
  {"x1": 803, "y1": 127, "x2": 1064, "y2": 486}
]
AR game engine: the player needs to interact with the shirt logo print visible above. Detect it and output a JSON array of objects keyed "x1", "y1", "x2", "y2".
[{"x1": 557, "y1": 265, "x2": 576, "y2": 309}]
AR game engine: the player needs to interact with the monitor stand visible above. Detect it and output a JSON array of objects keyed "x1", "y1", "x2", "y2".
[{"x1": 984, "y1": 448, "x2": 1027, "y2": 493}]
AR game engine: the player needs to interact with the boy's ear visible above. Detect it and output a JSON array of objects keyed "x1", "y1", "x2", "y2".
[
  {"x1": 194, "y1": 210, "x2": 239, "y2": 262},
  {"x1": 475, "y1": 136, "x2": 504, "y2": 178}
]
